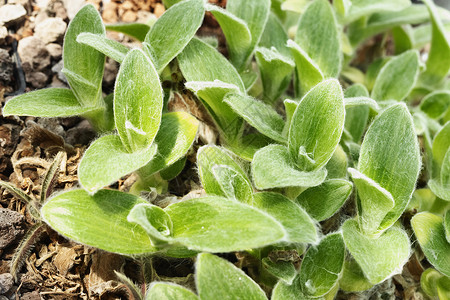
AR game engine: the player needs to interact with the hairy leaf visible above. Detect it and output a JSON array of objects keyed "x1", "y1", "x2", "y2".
[
  {"x1": 63, "y1": 4, "x2": 105, "y2": 107},
  {"x1": 197, "y1": 253, "x2": 267, "y2": 300},
  {"x1": 41, "y1": 189, "x2": 156, "y2": 254},
  {"x1": 344, "y1": 84, "x2": 370, "y2": 143},
  {"x1": 165, "y1": 196, "x2": 286, "y2": 252},
  {"x1": 77, "y1": 33, "x2": 129, "y2": 63},
  {"x1": 420, "y1": 91, "x2": 450, "y2": 119},
  {"x1": 339, "y1": 258, "x2": 373, "y2": 292},
  {"x1": 144, "y1": 0, "x2": 205, "y2": 72},
  {"x1": 114, "y1": 49, "x2": 163, "y2": 152},
  {"x1": 342, "y1": 219, "x2": 410, "y2": 284},
  {"x1": 300, "y1": 233, "x2": 345, "y2": 297},
  {"x1": 340, "y1": 0, "x2": 410, "y2": 24},
  {"x1": 371, "y1": 50, "x2": 420, "y2": 101},
  {"x1": 262, "y1": 258, "x2": 296, "y2": 285},
  {"x1": 252, "y1": 144, "x2": 327, "y2": 189},
  {"x1": 259, "y1": 13, "x2": 290, "y2": 57},
  {"x1": 288, "y1": 79, "x2": 345, "y2": 171},
  {"x1": 412, "y1": 212, "x2": 450, "y2": 277},
  {"x1": 78, "y1": 135, "x2": 157, "y2": 193},
  {"x1": 146, "y1": 282, "x2": 198, "y2": 300},
  {"x1": 105, "y1": 23, "x2": 150, "y2": 42},
  {"x1": 296, "y1": 179, "x2": 352, "y2": 221},
  {"x1": 224, "y1": 93, "x2": 286, "y2": 143},
  {"x1": 253, "y1": 192, "x2": 318, "y2": 244},
  {"x1": 212, "y1": 165, "x2": 253, "y2": 204},
  {"x1": 3, "y1": 88, "x2": 98, "y2": 117}
]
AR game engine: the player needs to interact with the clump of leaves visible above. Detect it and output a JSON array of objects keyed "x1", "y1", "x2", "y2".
[{"x1": 3, "y1": 0, "x2": 450, "y2": 297}]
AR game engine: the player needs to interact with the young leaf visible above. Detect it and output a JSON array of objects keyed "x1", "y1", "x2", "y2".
[
  {"x1": 420, "y1": 91, "x2": 450, "y2": 119},
  {"x1": 288, "y1": 79, "x2": 345, "y2": 171},
  {"x1": 342, "y1": 219, "x2": 410, "y2": 285},
  {"x1": 128, "y1": 203, "x2": 173, "y2": 246},
  {"x1": 253, "y1": 192, "x2": 318, "y2": 244},
  {"x1": 40, "y1": 151, "x2": 65, "y2": 203},
  {"x1": 146, "y1": 282, "x2": 198, "y2": 300},
  {"x1": 262, "y1": 258, "x2": 296, "y2": 284},
  {"x1": 259, "y1": 13, "x2": 290, "y2": 57},
  {"x1": 114, "y1": 48, "x2": 163, "y2": 152},
  {"x1": 344, "y1": 84, "x2": 370, "y2": 143},
  {"x1": 412, "y1": 212, "x2": 450, "y2": 277},
  {"x1": 196, "y1": 253, "x2": 267, "y2": 300},
  {"x1": 77, "y1": 32, "x2": 129, "y2": 63},
  {"x1": 164, "y1": 196, "x2": 286, "y2": 252},
  {"x1": 197, "y1": 145, "x2": 250, "y2": 198},
  {"x1": 392, "y1": 25, "x2": 414, "y2": 54},
  {"x1": 348, "y1": 168, "x2": 395, "y2": 235},
  {"x1": 78, "y1": 135, "x2": 157, "y2": 193},
  {"x1": 255, "y1": 47, "x2": 294, "y2": 103},
  {"x1": 339, "y1": 258, "x2": 373, "y2": 292},
  {"x1": 212, "y1": 165, "x2": 254, "y2": 204},
  {"x1": 358, "y1": 103, "x2": 421, "y2": 231},
  {"x1": 144, "y1": 0, "x2": 205, "y2": 72},
  {"x1": 371, "y1": 50, "x2": 420, "y2": 101},
  {"x1": 419, "y1": 0, "x2": 450, "y2": 87},
  {"x1": 138, "y1": 112, "x2": 199, "y2": 179},
  {"x1": 224, "y1": 93, "x2": 286, "y2": 143},
  {"x1": 432, "y1": 122, "x2": 450, "y2": 167},
  {"x1": 178, "y1": 38, "x2": 245, "y2": 140},
  {"x1": 41, "y1": 189, "x2": 156, "y2": 254},
  {"x1": 3, "y1": 88, "x2": 99, "y2": 117},
  {"x1": 445, "y1": 210, "x2": 450, "y2": 243},
  {"x1": 105, "y1": 23, "x2": 150, "y2": 42},
  {"x1": 295, "y1": 179, "x2": 353, "y2": 222},
  {"x1": 63, "y1": 4, "x2": 105, "y2": 107},
  {"x1": 287, "y1": 40, "x2": 324, "y2": 97},
  {"x1": 252, "y1": 144, "x2": 327, "y2": 189},
  {"x1": 206, "y1": 4, "x2": 252, "y2": 67},
  {"x1": 295, "y1": 0, "x2": 341, "y2": 78},
  {"x1": 340, "y1": 0, "x2": 410, "y2": 24},
  {"x1": 272, "y1": 275, "x2": 338, "y2": 300},
  {"x1": 225, "y1": 0, "x2": 271, "y2": 71},
  {"x1": 299, "y1": 233, "x2": 345, "y2": 297}
]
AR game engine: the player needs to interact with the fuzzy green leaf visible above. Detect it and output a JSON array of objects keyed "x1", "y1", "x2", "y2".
[
  {"x1": 272, "y1": 276, "x2": 338, "y2": 300},
  {"x1": 197, "y1": 146, "x2": 250, "y2": 199},
  {"x1": 392, "y1": 25, "x2": 414, "y2": 54},
  {"x1": 344, "y1": 84, "x2": 370, "y2": 143},
  {"x1": 342, "y1": 219, "x2": 410, "y2": 284},
  {"x1": 128, "y1": 203, "x2": 173, "y2": 246},
  {"x1": 178, "y1": 38, "x2": 245, "y2": 140},
  {"x1": 300, "y1": 233, "x2": 345, "y2": 297},
  {"x1": 288, "y1": 79, "x2": 345, "y2": 171},
  {"x1": 445, "y1": 210, "x2": 450, "y2": 243},
  {"x1": 41, "y1": 189, "x2": 155, "y2": 254},
  {"x1": 165, "y1": 196, "x2": 286, "y2": 252},
  {"x1": 287, "y1": 39, "x2": 324, "y2": 97},
  {"x1": 224, "y1": 93, "x2": 286, "y2": 143},
  {"x1": 138, "y1": 112, "x2": 199, "y2": 179},
  {"x1": 76, "y1": 33, "x2": 129, "y2": 63},
  {"x1": 114, "y1": 48, "x2": 163, "y2": 152},
  {"x1": 206, "y1": 4, "x2": 252, "y2": 67},
  {"x1": 259, "y1": 13, "x2": 290, "y2": 57},
  {"x1": 429, "y1": 178, "x2": 450, "y2": 201},
  {"x1": 262, "y1": 258, "x2": 296, "y2": 284},
  {"x1": 3, "y1": 88, "x2": 99, "y2": 117},
  {"x1": 358, "y1": 103, "x2": 421, "y2": 231},
  {"x1": 197, "y1": 253, "x2": 267, "y2": 300},
  {"x1": 105, "y1": 23, "x2": 150, "y2": 42},
  {"x1": 78, "y1": 135, "x2": 157, "y2": 193},
  {"x1": 252, "y1": 144, "x2": 327, "y2": 189},
  {"x1": 419, "y1": 0, "x2": 450, "y2": 87},
  {"x1": 340, "y1": 0, "x2": 410, "y2": 24},
  {"x1": 144, "y1": 0, "x2": 205, "y2": 72},
  {"x1": 146, "y1": 282, "x2": 198, "y2": 300},
  {"x1": 225, "y1": 0, "x2": 271, "y2": 71},
  {"x1": 296, "y1": 179, "x2": 352, "y2": 221},
  {"x1": 255, "y1": 47, "x2": 294, "y2": 103},
  {"x1": 348, "y1": 168, "x2": 395, "y2": 235},
  {"x1": 212, "y1": 165, "x2": 254, "y2": 204},
  {"x1": 295, "y1": 0, "x2": 341, "y2": 78},
  {"x1": 339, "y1": 258, "x2": 373, "y2": 292},
  {"x1": 371, "y1": 50, "x2": 420, "y2": 101},
  {"x1": 253, "y1": 192, "x2": 318, "y2": 244},
  {"x1": 432, "y1": 122, "x2": 450, "y2": 167},
  {"x1": 63, "y1": 4, "x2": 105, "y2": 107},
  {"x1": 412, "y1": 212, "x2": 450, "y2": 277},
  {"x1": 420, "y1": 91, "x2": 450, "y2": 119}
]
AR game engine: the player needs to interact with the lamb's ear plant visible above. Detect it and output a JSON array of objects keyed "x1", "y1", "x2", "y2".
[{"x1": 3, "y1": 5, "x2": 112, "y2": 131}]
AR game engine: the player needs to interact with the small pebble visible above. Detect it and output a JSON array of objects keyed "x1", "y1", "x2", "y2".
[
  {"x1": 0, "y1": 273, "x2": 13, "y2": 294},
  {"x1": 34, "y1": 17, "x2": 67, "y2": 44},
  {"x1": 0, "y1": 4, "x2": 26, "y2": 26}
]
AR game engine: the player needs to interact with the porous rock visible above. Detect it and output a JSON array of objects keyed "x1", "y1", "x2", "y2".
[
  {"x1": 34, "y1": 17, "x2": 67, "y2": 44},
  {"x1": 0, "y1": 4, "x2": 26, "y2": 26},
  {"x1": 0, "y1": 49, "x2": 13, "y2": 85},
  {"x1": 0, "y1": 208, "x2": 25, "y2": 250},
  {"x1": 18, "y1": 36, "x2": 50, "y2": 71},
  {"x1": 0, "y1": 273, "x2": 13, "y2": 294}
]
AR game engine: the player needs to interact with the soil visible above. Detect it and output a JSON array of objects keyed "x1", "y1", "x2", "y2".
[{"x1": 0, "y1": 0, "x2": 429, "y2": 299}]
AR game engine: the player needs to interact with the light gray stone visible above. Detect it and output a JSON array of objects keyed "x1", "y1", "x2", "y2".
[
  {"x1": 18, "y1": 36, "x2": 50, "y2": 71},
  {"x1": 0, "y1": 273, "x2": 13, "y2": 294},
  {"x1": 0, "y1": 4, "x2": 26, "y2": 26},
  {"x1": 0, "y1": 208, "x2": 24, "y2": 250},
  {"x1": 45, "y1": 43, "x2": 62, "y2": 59},
  {"x1": 34, "y1": 17, "x2": 67, "y2": 44},
  {"x1": 63, "y1": 0, "x2": 85, "y2": 20}
]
